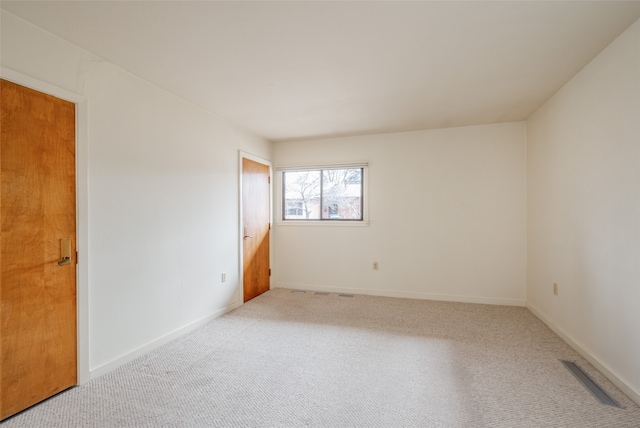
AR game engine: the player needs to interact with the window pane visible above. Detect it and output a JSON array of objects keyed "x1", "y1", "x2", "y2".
[
  {"x1": 321, "y1": 168, "x2": 362, "y2": 220},
  {"x1": 283, "y1": 170, "x2": 321, "y2": 219}
]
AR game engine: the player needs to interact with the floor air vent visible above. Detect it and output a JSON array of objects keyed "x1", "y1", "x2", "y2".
[
  {"x1": 561, "y1": 360, "x2": 620, "y2": 408},
  {"x1": 291, "y1": 290, "x2": 306, "y2": 295},
  {"x1": 338, "y1": 294, "x2": 354, "y2": 298},
  {"x1": 314, "y1": 292, "x2": 330, "y2": 296}
]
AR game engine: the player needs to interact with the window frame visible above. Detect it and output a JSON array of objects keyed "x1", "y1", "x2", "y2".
[{"x1": 276, "y1": 162, "x2": 369, "y2": 226}]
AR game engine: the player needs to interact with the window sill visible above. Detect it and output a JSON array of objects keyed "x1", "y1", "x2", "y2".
[{"x1": 275, "y1": 220, "x2": 370, "y2": 227}]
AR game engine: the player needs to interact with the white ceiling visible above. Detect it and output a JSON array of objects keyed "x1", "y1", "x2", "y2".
[{"x1": 3, "y1": 1, "x2": 640, "y2": 142}]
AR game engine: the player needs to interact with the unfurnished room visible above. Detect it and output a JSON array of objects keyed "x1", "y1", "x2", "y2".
[{"x1": 1, "y1": 1, "x2": 639, "y2": 427}]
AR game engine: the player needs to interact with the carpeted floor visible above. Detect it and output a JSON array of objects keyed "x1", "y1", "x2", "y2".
[{"x1": 3, "y1": 288, "x2": 639, "y2": 427}]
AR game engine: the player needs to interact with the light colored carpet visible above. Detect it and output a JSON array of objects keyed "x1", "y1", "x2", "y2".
[{"x1": 3, "y1": 288, "x2": 639, "y2": 427}]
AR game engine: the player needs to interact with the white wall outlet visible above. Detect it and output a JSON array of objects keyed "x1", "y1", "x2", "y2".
[
  {"x1": 373, "y1": 262, "x2": 379, "y2": 271},
  {"x1": 553, "y1": 283, "x2": 558, "y2": 295},
  {"x1": 221, "y1": 272, "x2": 226, "y2": 282}
]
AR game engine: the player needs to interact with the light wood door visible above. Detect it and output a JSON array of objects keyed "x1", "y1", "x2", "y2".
[
  {"x1": 242, "y1": 157, "x2": 270, "y2": 302},
  {"x1": 1, "y1": 79, "x2": 77, "y2": 420}
]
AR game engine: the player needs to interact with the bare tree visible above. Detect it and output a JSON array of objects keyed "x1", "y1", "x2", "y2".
[{"x1": 284, "y1": 171, "x2": 320, "y2": 219}]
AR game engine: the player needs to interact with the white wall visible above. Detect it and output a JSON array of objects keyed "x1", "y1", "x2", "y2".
[
  {"x1": 1, "y1": 11, "x2": 272, "y2": 378},
  {"x1": 527, "y1": 19, "x2": 640, "y2": 401},
  {"x1": 273, "y1": 123, "x2": 527, "y2": 306}
]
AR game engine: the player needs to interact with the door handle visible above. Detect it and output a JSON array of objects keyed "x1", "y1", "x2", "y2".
[
  {"x1": 243, "y1": 226, "x2": 254, "y2": 240},
  {"x1": 58, "y1": 238, "x2": 72, "y2": 266}
]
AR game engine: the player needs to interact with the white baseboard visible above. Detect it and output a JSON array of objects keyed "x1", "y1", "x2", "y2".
[
  {"x1": 89, "y1": 300, "x2": 242, "y2": 380},
  {"x1": 273, "y1": 282, "x2": 525, "y2": 307},
  {"x1": 527, "y1": 302, "x2": 640, "y2": 406}
]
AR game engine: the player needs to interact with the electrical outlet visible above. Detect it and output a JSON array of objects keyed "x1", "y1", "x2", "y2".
[
  {"x1": 373, "y1": 262, "x2": 379, "y2": 271},
  {"x1": 221, "y1": 273, "x2": 226, "y2": 283},
  {"x1": 553, "y1": 283, "x2": 558, "y2": 295}
]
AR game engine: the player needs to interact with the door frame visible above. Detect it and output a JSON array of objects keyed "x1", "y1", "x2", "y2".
[
  {"x1": 1, "y1": 67, "x2": 90, "y2": 385},
  {"x1": 238, "y1": 151, "x2": 272, "y2": 305}
]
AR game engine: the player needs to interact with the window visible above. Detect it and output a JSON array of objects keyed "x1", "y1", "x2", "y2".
[
  {"x1": 285, "y1": 202, "x2": 304, "y2": 217},
  {"x1": 282, "y1": 167, "x2": 364, "y2": 221}
]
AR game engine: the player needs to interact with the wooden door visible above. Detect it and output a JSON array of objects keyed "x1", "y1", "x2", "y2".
[
  {"x1": 1, "y1": 79, "x2": 77, "y2": 420},
  {"x1": 242, "y1": 157, "x2": 270, "y2": 302}
]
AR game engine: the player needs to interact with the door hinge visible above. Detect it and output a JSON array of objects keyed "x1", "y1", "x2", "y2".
[
  {"x1": 268, "y1": 176, "x2": 271, "y2": 184},
  {"x1": 269, "y1": 222, "x2": 271, "y2": 230},
  {"x1": 76, "y1": 251, "x2": 78, "y2": 265},
  {"x1": 269, "y1": 269, "x2": 271, "y2": 276}
]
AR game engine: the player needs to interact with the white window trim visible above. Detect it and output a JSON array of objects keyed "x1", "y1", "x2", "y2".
[{"x1": 275, "y1": 162, "x2": 370, "y2": 227}]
